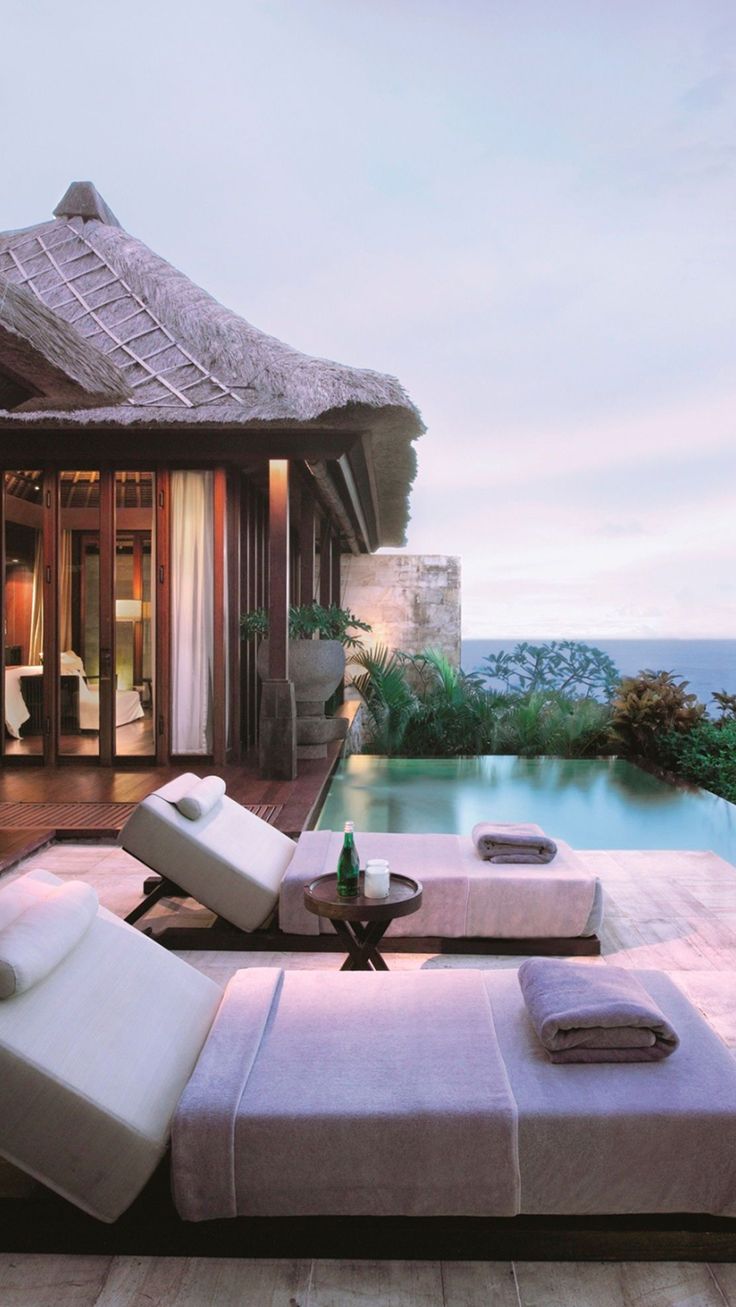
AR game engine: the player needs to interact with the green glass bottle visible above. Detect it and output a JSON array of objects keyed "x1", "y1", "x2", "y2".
[{"x1": 337, "y1": 820, "x2": 360, "y2": 898}]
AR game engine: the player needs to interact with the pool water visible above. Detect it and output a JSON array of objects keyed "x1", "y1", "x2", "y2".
[{"x1": 317, "y1": 756, "x2": 736, "y2": 865}]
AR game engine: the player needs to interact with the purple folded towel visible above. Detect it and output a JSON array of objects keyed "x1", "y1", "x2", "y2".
[
  {"x1": 472, "y1": 822, "x2": 557, "y2": 864},
  {"x1": 518, "y1": 958, "x2": 679, "y2": 1063}
]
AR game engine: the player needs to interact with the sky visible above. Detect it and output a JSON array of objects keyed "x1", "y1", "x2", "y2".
[{"x1": 2, "y1": 0, "x2": 735, "y2": 639}]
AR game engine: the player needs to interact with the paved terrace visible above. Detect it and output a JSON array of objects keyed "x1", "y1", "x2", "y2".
[{"x1": 1, "y1": 832, "x2": 736, "y2": 1304}]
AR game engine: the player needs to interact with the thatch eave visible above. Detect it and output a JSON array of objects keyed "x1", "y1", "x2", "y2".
[
  {"x1": 0, "y1": 186, "x2": 424, "y2": 545},
  {"x1": 0, "y1": 275, "x2": 131, "y2": 407}
]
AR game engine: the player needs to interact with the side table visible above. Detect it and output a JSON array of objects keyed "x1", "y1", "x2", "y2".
[{"x1": 304, "y1": 872, "x2": 423, "y2": 971}]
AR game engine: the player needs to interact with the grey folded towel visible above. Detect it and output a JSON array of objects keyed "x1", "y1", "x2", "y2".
[
  {"x1": 518, "y1": 958, "x2": 679, "y2": 1063},
  {"x1": 472, "y1": 822, "x2": 557, "y2": 864}
]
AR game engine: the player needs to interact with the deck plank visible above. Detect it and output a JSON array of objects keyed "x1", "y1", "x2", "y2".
[{"x1": 94, "y1": 1256, "x2": 311, "y2": 1307}]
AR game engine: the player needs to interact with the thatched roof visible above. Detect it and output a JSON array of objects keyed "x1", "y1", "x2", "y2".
[
  {"x1": 0, "y1": 274, "x2": 131, "y2": 409},
  {"x1": 0, "y1": 183, "x2": 423, "y2": 544}
]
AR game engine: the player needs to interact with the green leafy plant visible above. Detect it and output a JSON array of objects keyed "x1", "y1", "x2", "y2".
[
  {"x1": 398, "y1": 649, "x2": 497, "y2": 757},
  {"x1": 350, "y1": 645, "x2": 611, "y2": 759},
  {"x1": 350, "y1": 645, "x2": 418, "y2": 755},
  {"x1": 662, "y1": 720, "x2": 736, "y2": 803},
  {"x1": 711, "y1": 690, "x2": 736, "y2": 723},
  {"x1": 608, "y1": 669, "x2": 704, "y2": 759},
  {"x1": 240, "y1": 602, "x2": 371, "y2": 649},
  {"x1": 480, "y1": 640, "x2": 620, "y2": 701},
  {"x1": 492, "y1": 691, "x2": 612, "y2": 758}
]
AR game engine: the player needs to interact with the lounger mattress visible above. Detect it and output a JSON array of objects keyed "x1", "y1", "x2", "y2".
[
  {"x1": 173, "y1": 967, "x2": 736, "y2": 1220},
  {"x1": 280, "y1": 830, "x2": 601, "y2": 938}
]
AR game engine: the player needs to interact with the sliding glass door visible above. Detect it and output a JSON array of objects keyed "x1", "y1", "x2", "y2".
[
  {"x1": 2, "y1": 471, "x2": 44, "y2": 756},
  {"x1": 115, "y1": 472, "x2": 155, "y2": 758},
  {"x1": 58, "y1": 471, "x2": 100, "y2": 757}
]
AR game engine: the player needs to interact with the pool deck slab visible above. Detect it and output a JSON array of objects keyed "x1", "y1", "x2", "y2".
[{"x1": 1, "y1": 841, "x2": 736, "y2": 1305}]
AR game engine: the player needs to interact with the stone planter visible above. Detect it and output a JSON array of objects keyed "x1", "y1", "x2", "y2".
[{"x1": 257, "y1": 639, "x2": 348, "y2": 758}]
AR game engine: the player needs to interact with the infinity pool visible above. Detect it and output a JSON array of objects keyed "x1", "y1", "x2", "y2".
[{"x1": 317, "y1": 756, "x2": 736, "y2": 865}]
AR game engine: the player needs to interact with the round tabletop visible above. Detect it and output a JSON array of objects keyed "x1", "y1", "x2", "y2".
[{"x1": 304, "y1": 872, "x2": 423, "y2": 923}]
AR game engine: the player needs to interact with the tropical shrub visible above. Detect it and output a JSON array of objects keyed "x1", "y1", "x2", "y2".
[
  {"x1": 711, "y1": 690, "x2": 736, "y2": 722},
  {"x1": 608, "y1": 670, "x2": 704, "y2": 759},
  {"x1": 480, "y1": 640, "x2": 620, "y2": 701},
  {"x1": 399, "y1": 650, "x2": 497, "y2": 757},
  {"x1": 492, "y1": 692, "x2": 612, "y2": 758},
  {"x1": 240, "y1": 602, "x2": 371, "y2": 648},
  {"x1": 662, "y1": 721, "x2": 736, "y2": 803},
  {"x1": 349, "y1": 645, "x2": 419, "y2": 756},
  {"x1": 351, "y1": 645, "x2": 612, "y2": 758}
]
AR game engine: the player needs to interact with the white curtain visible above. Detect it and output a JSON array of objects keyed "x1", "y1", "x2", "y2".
[
  {"x1": 28, "y1": 532, "x2": 44, "y2": 665},
  {"x1": 171, "y1": 471, "x2": 214, "y2": 754}
]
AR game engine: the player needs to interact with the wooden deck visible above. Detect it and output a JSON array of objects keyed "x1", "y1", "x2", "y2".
[
  {"x1": 2, "y1": 840, "x2": 736, "y2": 1300},
  {"x1": 0, "y1": 735, "x2": 344, "y2": 851}
]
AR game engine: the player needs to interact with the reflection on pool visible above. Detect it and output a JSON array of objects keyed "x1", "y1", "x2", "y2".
[{"x1": 317, "y1": 756, "x2": 736, "y2": 865}]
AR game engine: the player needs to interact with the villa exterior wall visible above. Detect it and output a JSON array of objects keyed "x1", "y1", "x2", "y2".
[{"x1": 340, "y1": 553, "x2": 461, "y2": 667}]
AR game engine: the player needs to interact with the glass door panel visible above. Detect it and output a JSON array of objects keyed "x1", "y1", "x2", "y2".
[
  {"x1": 3, "y1": 470, "x2": 44, "y2": 756},
  {"x1": 115, "y1": 472, "x2": 154, "y2": 757},
  {"x1": 59, "y1": 472, "x2": 99, "y2": 756}
]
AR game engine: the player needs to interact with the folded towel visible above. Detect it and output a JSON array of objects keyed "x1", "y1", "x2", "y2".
[
  {"x1": 518, "y1": 958, "x2": 679, "y2": 1063},
  {"x1": 472, "y1": 822, "x2": 557, "y2": 864}
]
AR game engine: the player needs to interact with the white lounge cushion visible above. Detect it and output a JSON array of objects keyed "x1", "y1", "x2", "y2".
[
  {"x1": 0, "y1": 881, "x2": 97, "y2": 999},
  {"x1": 177, "y1": 775, "x2": 226, "y2": 821},
  {"x1": 0, "y1": 870, "x2": 222, "y2": 1222},
  {"x1": 0, "y1": 874, "x2": 54, "y2": 931},
  {"x1": 121, "y1": 781, "x2": 296, "y2": 932}
]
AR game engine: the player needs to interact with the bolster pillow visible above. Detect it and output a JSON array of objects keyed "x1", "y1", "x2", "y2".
[
  {"x1": 176, "y1": 775, "x2": 227, "y2": 821},
  {"x1": 0, "y1": 875, "x2": 55, "y2": 931},
  {"x1": 0, "y1": 880, "x2": 98, "y2": 999}
]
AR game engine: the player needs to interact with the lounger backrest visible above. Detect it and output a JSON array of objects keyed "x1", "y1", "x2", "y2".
[
  {"x1": 120, "y1": 785, "x2": 296, "y2": 933},
  {"x1": 0, "y1": 870, "x2": 222, "y2": 1222}
]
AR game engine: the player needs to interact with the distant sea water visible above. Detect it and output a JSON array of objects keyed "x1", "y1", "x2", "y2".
[{"x1": 461, "y1": 639, "x2": 736, "y2": 709}]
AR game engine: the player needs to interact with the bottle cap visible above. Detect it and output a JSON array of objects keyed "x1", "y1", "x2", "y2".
[{"x1": 344, "y1": 821, "x2": 354, "y2": 832}]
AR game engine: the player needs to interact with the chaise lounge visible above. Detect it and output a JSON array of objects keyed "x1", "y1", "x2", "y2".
[
  {"x1": 119, "y1": 774, "x2": 605, "y2": 955},
  {"x1": 1, "y1": 867, "x2": 736, "y2": 1262}
]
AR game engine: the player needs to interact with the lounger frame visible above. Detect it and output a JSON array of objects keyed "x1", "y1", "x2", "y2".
[
  {"x1": 1, "y1": 1166, "x2": 734, "y2": 1261},
  {"x1": 126, "y1": 875, "x2": 601, "y2": 956}
]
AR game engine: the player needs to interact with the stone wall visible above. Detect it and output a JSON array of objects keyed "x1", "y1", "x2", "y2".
[{"x1": 340, "y1": 553, "x2": 461, "y2": 667}]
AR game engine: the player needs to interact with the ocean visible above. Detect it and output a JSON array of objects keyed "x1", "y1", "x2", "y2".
[{"x1": 461, "y1": 639, "x2": 736, "y2": 709}]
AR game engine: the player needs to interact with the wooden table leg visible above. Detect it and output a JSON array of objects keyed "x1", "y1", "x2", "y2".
[{"x1": 332, "y1": 919, "x2": 391, "y2": 971}]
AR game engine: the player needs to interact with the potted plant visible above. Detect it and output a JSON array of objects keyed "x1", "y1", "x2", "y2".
[{"x1": 241, "y1": 603, "x2": 371, "y2": 753}]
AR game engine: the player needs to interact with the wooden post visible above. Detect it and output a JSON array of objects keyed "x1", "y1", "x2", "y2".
[
  {"x1": 259, "y1": 459, "x2": 296, "y2": 778},
  {"x1": 227, "y1": 468, "x2": 241, "y2": 763},
  {"x1": 155, "y1": 469, "x2": 170, "y2": 765},
  {"x1": 0, "y1": 474, "x2": 5, "y2": 762},
  {"x1": 42, "y1": 470, "x2": 58, "y2": 767},
  {"x1": 98, "y1": 470, "x2": 115, "y2": 766},
  {"x1": 331, "y1": 534, "x2": 341, "y2": 607},
  {"x1": 132, "y1": 534, "x2": 143, "y2": 687},
  {"x1": 299, "y1": 493, "x2": 316, "y2": 606},
  {"x1": 319, "y1": 521, "x2": 332, "y2": 607},
  {"x1": 268, "y1": 460, "x2": 289, "y2": 681},
  {"x1": 212, "y1": 467, "x2": 227, "y2": 766}
]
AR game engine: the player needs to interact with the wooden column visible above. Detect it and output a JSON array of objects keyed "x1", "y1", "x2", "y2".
[
  {"x1": 268, "y1": 460, "x2": 289, "y2": 681},
  {"x1": 299, "y1": 492, "x2": 316, "y2": 606},
  {"x1": 98, "y1": 470, "x2": 115, "y2": 766},
  {"x1": 212, "y1": 467, "x2": 227, "y2": 766},
  {"x1": 132, "y1": 535, "x2": 143, "y2": 687},
  {"x1": 42, "y1": 470, "x2": 58, "y2": 767},
  {"x1": 155, "y1": 469, "x2": 170, "y2": 765},
  {"x1": 227, "y1": 468, "x2": 241, "y2": 763},
  {"x1": 331, "y1": 534, "x2": 341, "y2": 607},
  {"x1": 319, "y1": 521, "x2": 332, "y2": 607},
  {"x1": 259, "y1": 459, "x2": 296, "y2": 778},
  {"x1": 0, "y1": 474, "x2": 5, "y2": 761}
]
